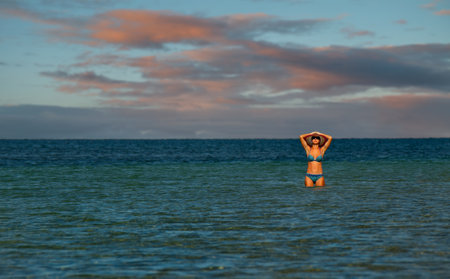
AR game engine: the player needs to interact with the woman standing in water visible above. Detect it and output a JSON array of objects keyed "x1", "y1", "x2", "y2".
[{"x1": 299, "y1": 131, "x2": 332, "y2": 187}]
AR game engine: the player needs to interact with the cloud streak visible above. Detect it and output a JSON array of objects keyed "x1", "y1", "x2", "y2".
[
  {"x1": 340, "y1": 27, "x2": 375, "y2": 39},
  {"x1": 435, "y1": 9, "x2": 450, "y2": 15}
]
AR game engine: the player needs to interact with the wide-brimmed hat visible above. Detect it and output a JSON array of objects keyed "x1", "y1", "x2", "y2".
[{"x1": 305, "y1": 133, "x2": 327, "y2": 147}]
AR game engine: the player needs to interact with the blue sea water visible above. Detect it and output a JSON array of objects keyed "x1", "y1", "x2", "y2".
[{"x1": 1, "y1": 139, "x2": 449, "y2": 278}]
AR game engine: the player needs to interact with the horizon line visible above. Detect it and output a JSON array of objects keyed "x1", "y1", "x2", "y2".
[{"x1": 1, "y1": 137, "x2": 448, "y2": 140}]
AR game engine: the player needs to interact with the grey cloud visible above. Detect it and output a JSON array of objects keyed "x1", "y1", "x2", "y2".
[
  {"x1": 48, "y1": 42, "x2": 450, "y2": 109},
  {"x1": 246, "y1": 42, "x2": 450, "y2": 92},
  {"x1": 1, "y1": 98, "x2": 449, "y2": 139},
  {"x1": 0, "y1": 0, "x2": 120, "y2": 11},
  {"x1": 0, "y1": 0, "x2": 22, "y2": 9},
  {"x1": 40, "y1": 0, "x2": 121, "y2": 9},
  {"x1": 41, "y1": 71, "x2": 126, "y2": 85},
  {"x1": 184, "y1": 42, "x2": 450, "y2": 93},
  {"x1": 223, "y1": 17, "x2": 332, "y2": 40},
  {"x1": 340, "y1": 27, "x2": 375, "y2": 39}
]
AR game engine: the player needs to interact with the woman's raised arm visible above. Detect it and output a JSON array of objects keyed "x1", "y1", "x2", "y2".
[
  {"x1": 318, "y1": 132, "x2": 333, "y2": 153},
  {"x1": 299, "y1": 133, "x2": 311, "y2": 153}
]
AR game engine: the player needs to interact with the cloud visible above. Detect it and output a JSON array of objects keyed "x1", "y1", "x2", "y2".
[
  {"x1": 0, "y1": 6, "x2": 81, "y2": 26},
  {"x1": 4, "y1": 5, "x2": 450, "y2": 125},
  {"x1": 2, "y1": 98, "x2": 449, "y2": 138},
  {"x1": 39, "y1": 41, "x2": 450, "y2": 111},
  {"x1": 85, "y1": 10, "x2": 222, "y2": 48},
  {"x1": 220, "y1": 14, "x2": 332, "y2": 39},
  {"x1": 340, "y1": 27, "x2": 375, "y2": 39},
  {"x1": 365, "y1": 92, "x2": 449, "y2": 109},
  {"x1": 41, "y1": 70, "x2": 142, "y2": 94},
  {"x1": 421, "y1": 0, "x2": 442, "y2": 9},
  {"x1": 394, "y1": 19, "x2": 407, "y2": 24},
  {"x1": 1, "y1": 7, "x2": 333, "y2": 49},
  {"x1": 435, "y1": 9, "x2": 450, "y2": 15},
  {"x1": 420, "y1": 0, "x2": 450, "y2": 16},
  {"x1": 39, "y1": 0, "x2": 121, "y2": 9}
]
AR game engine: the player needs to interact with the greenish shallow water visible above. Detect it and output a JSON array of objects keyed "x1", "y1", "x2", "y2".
[{"x1": 0, "y1": 139, "x2": 449, "y2": 278}]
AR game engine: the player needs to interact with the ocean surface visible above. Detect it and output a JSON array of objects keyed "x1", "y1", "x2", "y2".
[{"x1": 1, "y1": 139, "x2": 449, "y2": 278}]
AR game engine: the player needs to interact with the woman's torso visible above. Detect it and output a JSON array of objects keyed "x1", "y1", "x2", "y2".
[{"x1": 307, "y1": 147, "x2": 323, "y2": 174}]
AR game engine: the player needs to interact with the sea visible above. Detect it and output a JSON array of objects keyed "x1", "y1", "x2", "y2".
[{"x1": 1, "y1": 139, "x2": 449, "y2": 278}]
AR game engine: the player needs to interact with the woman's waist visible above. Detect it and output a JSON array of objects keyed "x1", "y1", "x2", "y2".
[{"x1": 306, "y1": 164, "x2": 323, "y2": 174}]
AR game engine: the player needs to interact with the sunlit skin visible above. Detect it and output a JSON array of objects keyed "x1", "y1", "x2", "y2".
[{"x1": 299, "y1": 131, "x2": 332, "y2": 187}]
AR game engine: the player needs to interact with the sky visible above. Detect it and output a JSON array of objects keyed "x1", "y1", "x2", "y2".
[{"x1": 0, "y1": 0, "x2": 449, "y2": 139}]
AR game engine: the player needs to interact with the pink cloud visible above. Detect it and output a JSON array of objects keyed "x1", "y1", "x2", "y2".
[
  {"x1": 288, "y1": 68, "x2": 351, "y2": 90},
  {"x1": 435, "y1": 9, "x2": 450, "y2": 15},
  {"x1": 351, "y1": 92, "x2": 450, "y2": 109},
  {"x1": 3, "y1": 7, "x2": 334, "y2": 49},
  {"x1": 86, "y1": 10, "x2": 222, "y2": 48},
  {"x1": 421, "y1": 0, "x2": 442, "y2": 9},
  {"x1": 421, "y1": 1, "x2": 450, "y2": 16},
  {"x1": 394, "y1": 19, "x2": 407, "y2": 24},
  {"x1": 130, "y1": 56, "x2": 195, "y2": 79},
  {"x1": 100, "y1": 84, "x2": 250, "y2": 111}
]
